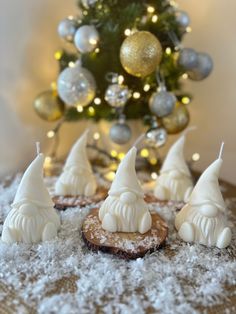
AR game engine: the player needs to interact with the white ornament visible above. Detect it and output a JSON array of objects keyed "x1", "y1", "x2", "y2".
[
  {"x1": 99, "y1": 147, "x2": 152, "y2": 234},
  {"x1": 1, "y1": 154, "x2": 60, "y2": 244},
  {"x1": 175, "y1": 143, "x2": 232, "y2": 249},
  {"x1": 74, "y1": 25, "x2": 99, "y2": 53},
  {"x1": 154, "y1": 134, "x2": 193, "y2": 201},
  {"x1": 55, "y1": 130, "x2": 97, "y2": 196},
  {"x1": 57, "y1": 64, "x2": 96, "y2": 107}
]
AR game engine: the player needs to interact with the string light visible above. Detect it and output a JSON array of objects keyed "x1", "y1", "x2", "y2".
[
  {"x1": 151, "y1": 172, "x2": 158, "y2": 180},
  {"x1": 44, "y1": 156, "x2": 52, "y2": 171},
  {"x1": 47, "y1": 130, "x2": 55, "y2": 138},
  {"x1": 124, "y1": 29, "x2": 131, "y2": 36},
  {"x1": 182, "y1": 73, "x2": 188, "y2": 79},
  {"x1": 147, "y1": 6, "x2": 155, "y2": 13},
  {"x1": 165, "y1": 47, "x2": 172, "y2": 55},
  {"x1": 68, "y1": 16, "x2": 74, "y2": 20},
  {"x1": 140, "y1": 148, "x2": 149, "y2": 158},
  {"x1": 50, "y1": 82, "x2": 57, "y2": 91},
  {"x1": 104, "y1": 171, "x2": 116, "y2": 181},
  {"x1": 118, "y1": 152, "x2": 125, "y2": 160},
  {"x1": 186, "y1": 26, "x2": 192, "y2": 33},
  {"x1": 118, "y1": 75, "x2": 124, "y2": 84},
  {"x1": 93, "y1": 132, "x2": 100, "y2": 140},
  {"x1": 94, "y1": 97, "x2": 101, "y2": 105},
  {"x1": 182, "y1": 96, "x2": 190, "y2": 105},
  {"x1": 143, "y1": 84, "x2": 150, "y2": 92},
  {"x1": 152, "y1": 15, "x2": 158, "y2": 23},
  {"x1": 110, "y1": 150, "x2": 118, "y2": 157},
  {"x1": 69, "y1": 61, "x2": 75, "y2": 68},
  {"x1": 88, "y1": 106, "x2": 95, "y2": 116},
  {"x1": 192, "y1": 153, "x2": 200, "y2": 161},
  {"x1": 83, "y1": 10, "x2": 88, "y2": 16},
  {"x1": 149, "y1": 157, "x2": 157, "y2": 165},
  {"x1": 89, "y1": 38, "x2": 97, "y2": 45},
  {"x1": 133, "y1": 92, "x2": 141, "y2": 99},
  {"x1": 54, "y1": 50, "x2": 62, "y2": 60},
  {"x1": 77, "y1": 105, "x2": 83, "y2": 112},
  {"x1": 95, "y1": 48, "x2": 100, "y2": 53}
]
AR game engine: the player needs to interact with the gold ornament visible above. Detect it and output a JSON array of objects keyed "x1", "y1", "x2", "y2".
[
  {"x1": 120, "y1": 31, "x2": 163, "y2": 77},
  {"x1": 162, "y1": 102, "x2": 189, "y2": 134},
  {"x1": 34, "y1": 90, "x2": 65, "y2": 122}
]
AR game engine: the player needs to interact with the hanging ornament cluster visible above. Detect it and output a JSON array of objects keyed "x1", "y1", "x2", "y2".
[
  {"x1": 57, "y1": 62, "x2": 96, "y2": 107},
  {"x1": 58, "y1": 17, "x2": 78, "y2": 42},
  {"x1": 178, "y1": 48, "x2": 213, "y2": 80},
  {"x1": 34, "y1": 90, "x2": 65, "y2": 122},
  {"x1": 120, "y1": 31, "x2": 163, "y2": 77},
  {"x1": 74, "y1": 25, "x2": 99, "y2": 53},
  {"x1": 110, "y1": 115, "x2": 132, "y2": 145}
]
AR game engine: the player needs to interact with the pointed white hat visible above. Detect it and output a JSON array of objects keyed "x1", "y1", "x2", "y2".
[
  {"x1": 64, "y1": 129, "x2": 92, "y2": 172},
  {"x1": 161, "y1": 135, "x2": 191, "y2": 177},
  {"x1": 189, "y1": 157, "x2": 225, "y2": 211},
  {"x1": 12, "y1": 153, "x2": 54, "y2": 208},
  {"x1": 109, "y1": 147, "x2": 144, "y2": 197}
]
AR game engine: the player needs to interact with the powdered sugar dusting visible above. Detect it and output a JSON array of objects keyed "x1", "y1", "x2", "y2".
[{"x1": 0, "y1": 177, "x2": 235, "y2": 313}]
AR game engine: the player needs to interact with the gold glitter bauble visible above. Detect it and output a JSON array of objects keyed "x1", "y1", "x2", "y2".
[
  {"x1": 34, "y1": 90, "x2": 65, "y2": 122},
  {"x1": 120, "y1": 31, "x2": 163, "y2": 77},
  {"x1": 162, "y1": 102, "x2": 190, "y2": 134}
]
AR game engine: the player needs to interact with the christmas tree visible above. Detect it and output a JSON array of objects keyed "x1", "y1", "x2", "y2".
[{"x1": 34, "y1": 0, "x2": 213, "y2": 169}]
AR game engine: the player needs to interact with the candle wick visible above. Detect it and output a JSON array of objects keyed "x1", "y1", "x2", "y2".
[
  {"x1": 36, "y1": 142, "x2": 40, "y2": 155},
  {"x1": 218, "y1": 142, "x2": 224, "y2": 159}
]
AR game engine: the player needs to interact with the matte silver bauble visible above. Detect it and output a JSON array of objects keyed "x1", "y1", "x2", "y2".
[
  {"x1": 58, "y1": 18, "x2": 78, "y2": 42},
  {"x1": 175, "y1": 10, "x2": 190, "y2": 29},
  {"x1": 149, "y1": 89, "x2": 176, "y2": 118},
  {"x1": 109, "y1": 122, "x2": 132, "y2": 145},
  {"x1": 187, "y1": 53, "x2": 213, "y2": 81},
  {"x1": 74, "y1": 25, "x2": 99, "y2": 53},
  {"x1": 178, "y1": 48, "x2": 198, "y2": 70}
]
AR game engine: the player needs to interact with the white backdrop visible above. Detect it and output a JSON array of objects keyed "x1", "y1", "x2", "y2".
[{"x1": 0, "y1": 0, "x2": 236, "y2": 183}]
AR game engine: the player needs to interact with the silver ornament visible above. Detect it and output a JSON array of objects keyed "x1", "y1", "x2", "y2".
[
  {"x1": 74, "y1": 25, "x2": 99, "y2": 53},
  {"x1": 110, "y1": 122, "x2": 132, "y2": 145},
  {"x1": 81, "y1": 0, "x2": 98, "y2": 9},
  {"x1": 105, "y1": 84, "x2": 130, "y2": 108},
  {"x1": 178, "y1": 48, "x2": 198, "y2": 70},
  {"x1": 146, "y1": 127, "x2": 167, "y2": 148},
  {"x1": 149, "y1": 89, "x2": 176, "y2": 118},
  {"x1": 187, "y1": 52, "x2": 213, "y2": 81},
  {"x1": 57, "y1": 64, "x2": 96, "y2": 107},
  {"x1": 58, "y1": 17, "x2": 78, "y2": 42},
  {"x1": 175, "y1": 10, "x2": 190, "y2": 29}
]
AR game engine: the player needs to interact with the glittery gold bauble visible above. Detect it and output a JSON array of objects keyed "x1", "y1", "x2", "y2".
[
  {"x1": 34, "y1": 90, "x2": 65, "y2": 121},
  {"x1": 162, "y1": 102, "x2": 189, "y2": 134},
  {"x1": 120, "y1": 31, "x2": 163, "y2": 77}
]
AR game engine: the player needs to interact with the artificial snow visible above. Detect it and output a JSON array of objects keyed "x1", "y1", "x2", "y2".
[{"x1": 0, "y1": 176, "x2": 235, "y2": 313}]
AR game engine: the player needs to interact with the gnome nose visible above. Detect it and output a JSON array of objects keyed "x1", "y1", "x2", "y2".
[
  {"x1": 19, "y1": 203, "x2": 38, "y2": 216},
  {"x1": 199, "y1": 205, "x2": 218, "y2": 218},
  {"x1": 120, "y1": 192, "x2": 137, "y2": 204}
]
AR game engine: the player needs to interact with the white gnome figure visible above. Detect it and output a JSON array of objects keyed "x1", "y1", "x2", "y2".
[
  {"x1": 99, "y1": 147, "x2": 152, "y2": 234},
  {"x1": 55, "y1": 130, "x2": 97, "y2": 196},
  {"x1": 175, "y1": 143, "x2": 232, "y2": 249},
  {"x1": 154, "y1": 134, "x2": 193, "y2": 202},
  {"x1": 1, "y1": 152, "x2": 60, "y2": 244}
]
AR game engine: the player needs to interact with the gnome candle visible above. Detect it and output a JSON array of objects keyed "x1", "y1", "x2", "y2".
[
  {"x1": 99, "y1": 147, "x2": 152, "y2": 234},
  {"x1": 1, "y1": 144, "x2": 60, "y2": 244},
  {"x1": 154, "y1": 133, "x2": 193, "y2": 202},
  {"x1": 175, "y1": 143, "x2": 232, "y2": 249},
  {"x1": 82, "y1": 147, "x2": 168, "y2": 259},
  {"x1": 55, "y1": 130, "x2": 97, "y2": 197}
]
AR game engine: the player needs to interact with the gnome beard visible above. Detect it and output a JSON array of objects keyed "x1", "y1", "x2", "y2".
[
  {"x1": 2, "y1": 202, "x2": 60, "y2": 244},
  {"x1": 175, "y1": 203, "x2": 232, "y2": 248},
  {"x1": 55, "y1": 166, "x2": 97, "y2": 197},
  {"x1": 99, "y1": 191, "x2": 152, "y2": 234},
  {"x1": 154, "y1": 170, "x2": 193, "y2": 202}
]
